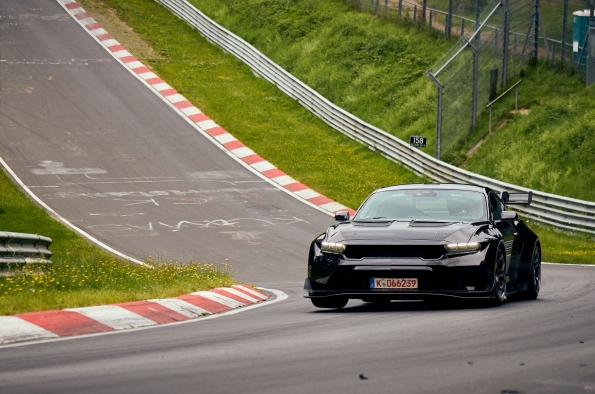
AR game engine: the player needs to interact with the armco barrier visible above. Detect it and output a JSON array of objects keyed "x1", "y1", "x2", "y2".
[
  {"x1": 0, "y1": 232, "x2": 52, "y2": 267},
  {"x1": 155, "y1": 0, "x2": 595, "y2": 233}
]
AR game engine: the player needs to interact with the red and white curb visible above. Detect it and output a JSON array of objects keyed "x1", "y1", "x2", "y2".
[
  {"x1": 0, "y1": 285, "x2": 271, "y2": 345},
  {"x1": 58, "y1": 0, "x2": 355, "y2": 217}
]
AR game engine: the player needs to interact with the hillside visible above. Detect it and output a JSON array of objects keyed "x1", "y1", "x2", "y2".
[{"x1": 192, "y1": 0, "x2": 595, "y2": 203}]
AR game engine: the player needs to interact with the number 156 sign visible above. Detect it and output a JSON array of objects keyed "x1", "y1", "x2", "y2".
[{"x1": 409, "y1": 136, "x2": 427, "y2": 147}]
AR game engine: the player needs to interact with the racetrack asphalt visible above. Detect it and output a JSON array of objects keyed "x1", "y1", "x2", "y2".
[{"x1": 0, "y1": 1, "x2": 594, "y2": 393}]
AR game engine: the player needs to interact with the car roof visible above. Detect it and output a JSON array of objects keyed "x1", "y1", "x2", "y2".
[{"x1": 376, "y1": 183, "x2": 490, "y2": 194}]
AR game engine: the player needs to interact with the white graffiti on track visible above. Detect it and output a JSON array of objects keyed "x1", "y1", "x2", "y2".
[
  {"x1": 44, "y1": 187, "x2": 277, "y2": 199},
  {"x1": 87, "y1": 218, "x2": 275, "y2": 233},
  {"x1": 220, "y1": 231, "x2": 263, "y2": 245},
  {"x1": 0, "y1": 59, "x2": 111, "y2": 65}
]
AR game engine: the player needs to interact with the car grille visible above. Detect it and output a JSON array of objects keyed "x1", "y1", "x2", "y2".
[{"x1": 343, "y1": 245, "x2": 444, "y2": 260}]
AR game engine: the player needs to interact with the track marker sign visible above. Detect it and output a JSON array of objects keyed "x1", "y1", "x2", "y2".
[{"x1": 409, "y1": 136, "x2": 427, "y2": 147}]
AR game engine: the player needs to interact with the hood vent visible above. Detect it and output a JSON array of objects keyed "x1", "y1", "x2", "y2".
[{"x1": 344, "y1": 245, "x2": 444, "y2": 260}]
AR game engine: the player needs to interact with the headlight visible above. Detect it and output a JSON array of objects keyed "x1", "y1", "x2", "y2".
[
  {"x1": 445, "y1": 242, "x2": 480, "y2": 254},
  {"x1": 321, "y1": 242, "x2": 346, "y2": 254}
]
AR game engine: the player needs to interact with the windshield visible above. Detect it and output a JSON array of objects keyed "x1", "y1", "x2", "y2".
[{"x1": 354, "y1": 189, "x2": 487, "y2": 222}]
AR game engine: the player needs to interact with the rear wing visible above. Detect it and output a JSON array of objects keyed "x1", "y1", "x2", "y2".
[{"x1": 499, "y1": 191, "x2": 532, "y2": 205}]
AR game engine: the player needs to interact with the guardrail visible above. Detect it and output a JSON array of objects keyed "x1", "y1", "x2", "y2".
[
  {"x1": 0, "y1": 232, "x2": 52, "y2": 267},
  {"x1": 155, "y1": 0, "x2": 595, "y2": 233}
]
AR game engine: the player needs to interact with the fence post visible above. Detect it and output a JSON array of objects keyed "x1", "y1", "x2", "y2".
[
  {"x1": 398, "y1": 0, "x2": 403, "y2": 17},
  {"x1": 426, "y1": 72, "x2": 443, "y2": 160},
  {"x1": 414, "y1": 6, "x2": 417, "y2": 22},
  {"x1": 588, "y1": 26, "x2": 595, "y2": 86},
  {"x1": 430, "y1": 10, "x2": 433, "y2": 29},
  {"x1": 561, "y1": 0, "x2": 568, "y2": 65},
  {"x1": 502, "y1": 0, "x2": 510, "y2": 87},
  {"x1": 475, "y1": 0, "x2": 481, "y2": 43},
  {"x1": 464, "y1": 39, "x2": 479, "y2": 130},
  {"x1": 551, "y1": 42, "x2": 557, "y2": 68},
  {"x1": 461, "y1": 19, "x2": 465, "y2": 37},
  {"x1": 423, "y1": 0, "x2": 427, "y2": 23},
  {"x1": 533, "y1": 0, "x2": 539, "y2": 60},
  {"x1": 447, "y1": 0, "x2": 453, "y2": 37},
  {"x1": 385, "y1": 0, "x2": 388, "y2": 15}
]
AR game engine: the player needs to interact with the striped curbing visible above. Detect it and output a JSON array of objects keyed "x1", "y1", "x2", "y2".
[
  {"x1": 0, "y1": 285, "x2": 270, "y2": 345},
  {"x1": 58, "y1": 0, "x2": 355, "y2": 217}
]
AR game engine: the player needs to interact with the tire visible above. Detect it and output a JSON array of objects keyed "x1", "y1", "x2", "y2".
[
  {"x1": 311, "y1": 297, "x2": 349, "y2": 309},
  {"x1": 490, "y1": 246, "x2": 507, "y2": 306},
  {"x1": 521, "y1": 242, "x2": 541, "y2": 300}
]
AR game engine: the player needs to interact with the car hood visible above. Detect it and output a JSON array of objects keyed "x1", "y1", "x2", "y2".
[{"x1": 327, "y1": 220, "x2": 482, "y2": 245}]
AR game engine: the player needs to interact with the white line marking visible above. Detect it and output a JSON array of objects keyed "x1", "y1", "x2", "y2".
[
  {"x1": 57, "y1": 0, "x2": 336, "y2": 218},
  {"x1": 0, "y1": 157, "x2": 147, "y2": 266},
  {"x1": 66, "y1": 305, "x2": 157, "y2": 329},
  {"x1": 148, "y1": 299, "x2": 210, "y2": 318},
  {"x1": 191, "y1": 291, "x2": 245, "y2": 308}
]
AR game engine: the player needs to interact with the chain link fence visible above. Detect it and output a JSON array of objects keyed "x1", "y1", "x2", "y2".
[{"x1": 344, "y1": 0, "x2": 595, "y2": 159}]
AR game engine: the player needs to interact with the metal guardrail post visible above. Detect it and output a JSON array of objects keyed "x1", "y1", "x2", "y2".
[
  {"x1": 447, "y1": 0, "x2": 453, "y2": 38},
  {"x1": 561, "y1": 0, "x2": 568, "y2": 65},
  {"x1": 426, "y1": 72, "x2": 443, "y2": 160}
]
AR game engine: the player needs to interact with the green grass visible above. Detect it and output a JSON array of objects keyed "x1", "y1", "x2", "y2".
[
  {"x1": 74, "y1": 0, "x2": 594, "y2": 265},
  {"x1": 0, "y1": 170, "x2": 232, "y2": 315}
]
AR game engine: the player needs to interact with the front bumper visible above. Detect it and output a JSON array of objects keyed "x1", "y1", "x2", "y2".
[{"x1": 306, "y1": 248, "x2": 494, "y2": 300}]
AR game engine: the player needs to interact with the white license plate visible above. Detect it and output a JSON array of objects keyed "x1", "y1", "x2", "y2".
[{"x1": 370, "y1": 278, "x2": 418, "y2": 289}]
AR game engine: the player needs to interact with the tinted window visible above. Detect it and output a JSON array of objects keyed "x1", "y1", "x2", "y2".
[
  {"x1": 355, "y1": 189, "x2": 487, "y2": 222},
  {"x1": 489, "y1": 193, "x2": 504, "y2": 220}
]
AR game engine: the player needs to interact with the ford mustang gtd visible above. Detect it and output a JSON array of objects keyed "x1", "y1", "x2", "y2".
[{"x1": 304, "y1": 184, "x2": 541, "y2": 308}]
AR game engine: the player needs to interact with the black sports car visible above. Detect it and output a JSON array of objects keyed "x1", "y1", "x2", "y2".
[{"x1": 304, "y1": 184, "x2": 541, "y2": 308}]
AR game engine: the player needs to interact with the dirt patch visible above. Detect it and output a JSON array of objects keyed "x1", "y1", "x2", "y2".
[
  {"x1": 510, "y1": 108, "x2": 530, "y2": 115},
  {"x1": 77, "y1": 0, "x2": 165, "y2": 61}
]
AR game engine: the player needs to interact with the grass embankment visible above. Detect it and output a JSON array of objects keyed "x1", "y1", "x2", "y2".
[
  {"x1": 76, "y1": 0, "x2": 595, "y2": 265},
  {"x1": 0, "y1": 170, "x2": 232, "y2": 315}
]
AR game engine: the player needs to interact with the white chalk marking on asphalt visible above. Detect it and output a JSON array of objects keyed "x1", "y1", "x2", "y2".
[
  {"x1": 217, "y1": 287, "x2": 260, "y2": 303},
  {"x1": 294, "y1": 189, "x2": 320, "y2": 200},
  {"x1": 232, "y1": 285, "x2": 268, "y2": 299},
  {"x1": 0, "y1": 288, "x2": 285, "y2": 348},
  {"x1": 191, "y1": 291, "x2": 245, "y2": 308},
  {"x1": 148, "y1": 299, "x2": 210, "y2": 318},
  {"x1": 57, "y1": 0, "x2": 336, "y2": 219},
  {"x1": 0, "y1": 317, "x2": 59, "y2": 344},
  {"x1": 0, "y1": 157, "x2": 147, "y2": 266},
  {"x1": 66, "y1": 305, "x2": 157, "y2": 329}
]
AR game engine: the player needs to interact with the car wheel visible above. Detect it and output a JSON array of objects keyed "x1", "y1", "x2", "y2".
[
  {"x1": 491, "y1": 246, "x2": 507, "y2": 306},
  {"x1": 522, "y1": 242, "x2": 541, "y2": 300},
  {"x1": 311, "y1": 297, "x2": 348, "y2": 309}
]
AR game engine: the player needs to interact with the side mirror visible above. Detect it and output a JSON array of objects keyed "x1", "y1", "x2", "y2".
[
  {"x1": 334, "y1": 211, "x2": 350, "y2": 222},
  {"x1": 500, "y1": 191, "x2": 532, "y2": 205},
  {"x1": 501, "y1": 211, "x2": 518, "y2": 221}
]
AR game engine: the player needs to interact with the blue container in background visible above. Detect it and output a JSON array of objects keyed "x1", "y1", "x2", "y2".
[{"x1": 572, "y1": 9, "x2": 591, "y2": 69}]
